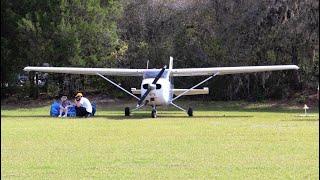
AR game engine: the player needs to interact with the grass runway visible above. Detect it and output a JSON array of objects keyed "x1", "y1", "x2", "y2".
[{"x1": 1, "y1": 101, "x2": 319, "y2": 179}]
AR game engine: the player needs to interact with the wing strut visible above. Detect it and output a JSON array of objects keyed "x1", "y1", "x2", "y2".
[
  {"x1": 96, "y1": 73, "x2": 141, "y2": 101},
  {"x1": 170, "y1": 102, "x2": 186, "y2": 112},
  {"x1": 171, "y1": 72, "x2": 219, "y2": 102}
]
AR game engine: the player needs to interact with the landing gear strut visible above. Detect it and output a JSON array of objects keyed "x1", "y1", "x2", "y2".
[
  {"x1": 171, "y1": 102, "x2": 194, "y2": 117},
  {"x1": 170, "y1": 72, "x2": 220, "y2": 117},
  {"x1": 187, "y1": 107, "x2": 193, "y2": 117},
  {"x1": 151, "y1": 106, "x2": 157, "y2": 118},
  {"x1": 125, "y1": 107, "x2": 130, "y2": 116}
]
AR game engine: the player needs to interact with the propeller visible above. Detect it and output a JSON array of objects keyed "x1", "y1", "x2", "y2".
[{"x1": 137, "y1": 65, "x2": 167, "y2": 106}]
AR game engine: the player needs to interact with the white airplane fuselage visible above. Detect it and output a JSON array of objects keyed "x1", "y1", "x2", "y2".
[{"x1": 140, "y1": 71, "x2": 173, "y2": 106}]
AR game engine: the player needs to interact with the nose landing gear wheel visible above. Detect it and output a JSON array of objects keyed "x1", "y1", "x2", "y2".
[
  {"x1": 125, "y1": 107, "x2": 130, "y2": 116},
  {"x1": 187, "y1": 107, "x2": 193, "y2": 117},
  {"x1": 151, "y1": 109, "x2": 157, "y2": 118}
]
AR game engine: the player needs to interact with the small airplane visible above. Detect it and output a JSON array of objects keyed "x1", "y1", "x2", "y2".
[{"x1": 24, "y1": 57, "x2": 299, "y2": 118}]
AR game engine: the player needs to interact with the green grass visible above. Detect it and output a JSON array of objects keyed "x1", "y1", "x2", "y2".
[{"x1": 1, "y1": 101, "x2": 319, "y2": 179}]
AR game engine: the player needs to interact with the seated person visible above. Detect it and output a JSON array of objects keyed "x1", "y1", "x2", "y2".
[
  {"x1": 58, "y1": 96, "x2": 72, "y2": 117},
  {"x1": 74, "y1": 92, "x2": 92, "y2": 118}
]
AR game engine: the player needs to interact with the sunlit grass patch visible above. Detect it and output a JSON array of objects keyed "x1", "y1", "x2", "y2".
[{"x1": 1, "y1": 102, "x2": 319, "y2": 179}]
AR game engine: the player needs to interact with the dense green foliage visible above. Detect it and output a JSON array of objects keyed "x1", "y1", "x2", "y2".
[
  {"x1": 1, "y1": 102, "x2": 319, "y2": 179},
  {"x1": 1, "y1": 0, "x2": 319, "y2": 100}
]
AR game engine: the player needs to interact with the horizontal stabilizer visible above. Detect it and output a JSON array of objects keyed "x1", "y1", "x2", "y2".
[
  {"x1": 173, "y1": 88, "x2": 209, "y2": 96},
  {"x1": 131, "y1": 88, "x2": 141, "y2": 95}
]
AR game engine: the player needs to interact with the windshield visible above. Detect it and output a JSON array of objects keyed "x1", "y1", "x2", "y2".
[{"x1": 143, "y1": 70, "x2": 169, "y2": 79}]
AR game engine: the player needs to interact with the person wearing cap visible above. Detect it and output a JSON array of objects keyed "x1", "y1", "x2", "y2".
[
  {"x1": 58, "y1": 96, "x2": 72, "y2": 117},
  {"x1": 74, "y1": 92, "x2": 92, "y2": 118}
]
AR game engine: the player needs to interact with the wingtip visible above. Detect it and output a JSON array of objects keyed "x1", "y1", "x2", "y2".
[
  {"x1": 23, "y1": 66, "x2": 33, "y2": 72},
  {"x1": 23, "y1": 67, "x2": 29, "y2": 71}
]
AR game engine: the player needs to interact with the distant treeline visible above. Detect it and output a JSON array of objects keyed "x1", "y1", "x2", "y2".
[{"x1": 1, "y1": 0, "x2": 319, "y2": 101}]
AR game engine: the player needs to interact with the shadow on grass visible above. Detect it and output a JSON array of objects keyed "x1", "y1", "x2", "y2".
[
  {"x1": 94, "y1": 114, "x2": 254, "y2": 120},
  {"x1": 4, "y1": 113, "x2": 318, "y2": 121},
  {"x1": 1, "y1": 114, "x2": 254, "y2": 120},
  {"x1": 1, "y1": 115, "x2": 52, "y2": 118}
]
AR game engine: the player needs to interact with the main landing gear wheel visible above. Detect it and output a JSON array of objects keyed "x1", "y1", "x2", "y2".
[
  {"x1": 187, "y1": 107, "x2": 193, "y2": 117},
  {"x1": 125, "y1": 107, "x2": 130, "y2": 116},
  {"x1": 151, "y1": 109, "x2": 157, "y2": 118}
]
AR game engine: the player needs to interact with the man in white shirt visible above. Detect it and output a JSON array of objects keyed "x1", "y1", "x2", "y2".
[{"x1": 75, "y1": 92, "x2": 92, "y2": 118}]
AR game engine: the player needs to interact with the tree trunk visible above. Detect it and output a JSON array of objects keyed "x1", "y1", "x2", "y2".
[
  {"x1": 58, "y1": 74, "x2": 64, "y2": 97},
  {"x1": 290, "y1": 45, "x2": 300, "y2": 90},
  {"x1": 28, "y1": 71, "x2": 38, "y2": 99},
  {"x1": 34, "y1": 73, "x2": 39, "y2": 99},
  {"x1": 246, "y1": 75, "x2": 250, "y2": 99}
]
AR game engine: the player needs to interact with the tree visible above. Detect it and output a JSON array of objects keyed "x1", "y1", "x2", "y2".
[{"x1": 1, "y1": 0, "x2": 123, "y2": 98}]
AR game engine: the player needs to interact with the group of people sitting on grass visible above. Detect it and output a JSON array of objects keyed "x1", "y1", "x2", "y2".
[{"x1": 57, "y1": 92, "x2": 93, "y2": 118}]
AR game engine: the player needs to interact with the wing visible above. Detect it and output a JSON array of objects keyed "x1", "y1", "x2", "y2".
[
  {"x1": 171, "y1": 65, "x2": 299, "y2": 76},
  {"x1": 24, "y1": 65, "x2": 299, "y2": 76},
  {"x1": 24, "y1": 67, "x2": 146, "y2": 76}
]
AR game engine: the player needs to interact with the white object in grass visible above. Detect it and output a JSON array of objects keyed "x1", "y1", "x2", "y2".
[{"x1": 303, "y1": 104, "x2": 309, "y2": 116}]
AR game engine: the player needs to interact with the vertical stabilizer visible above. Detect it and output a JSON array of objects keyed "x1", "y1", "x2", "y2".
[{"x1": 169, "y1": 56, "x2": 173, "y2": 69}]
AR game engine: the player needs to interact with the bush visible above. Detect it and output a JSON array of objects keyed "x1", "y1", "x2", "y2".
[{"x1": 47, "y1": 83, "x2": 60, "y2": 98}]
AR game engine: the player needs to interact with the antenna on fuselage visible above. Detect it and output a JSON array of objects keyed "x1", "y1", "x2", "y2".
[
  {"x1": 169, "y1": 56, "x2": 173, "y2": 69},
  {"x1": 146, "y1": 60, "x2": 149, "y2": 69}
]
